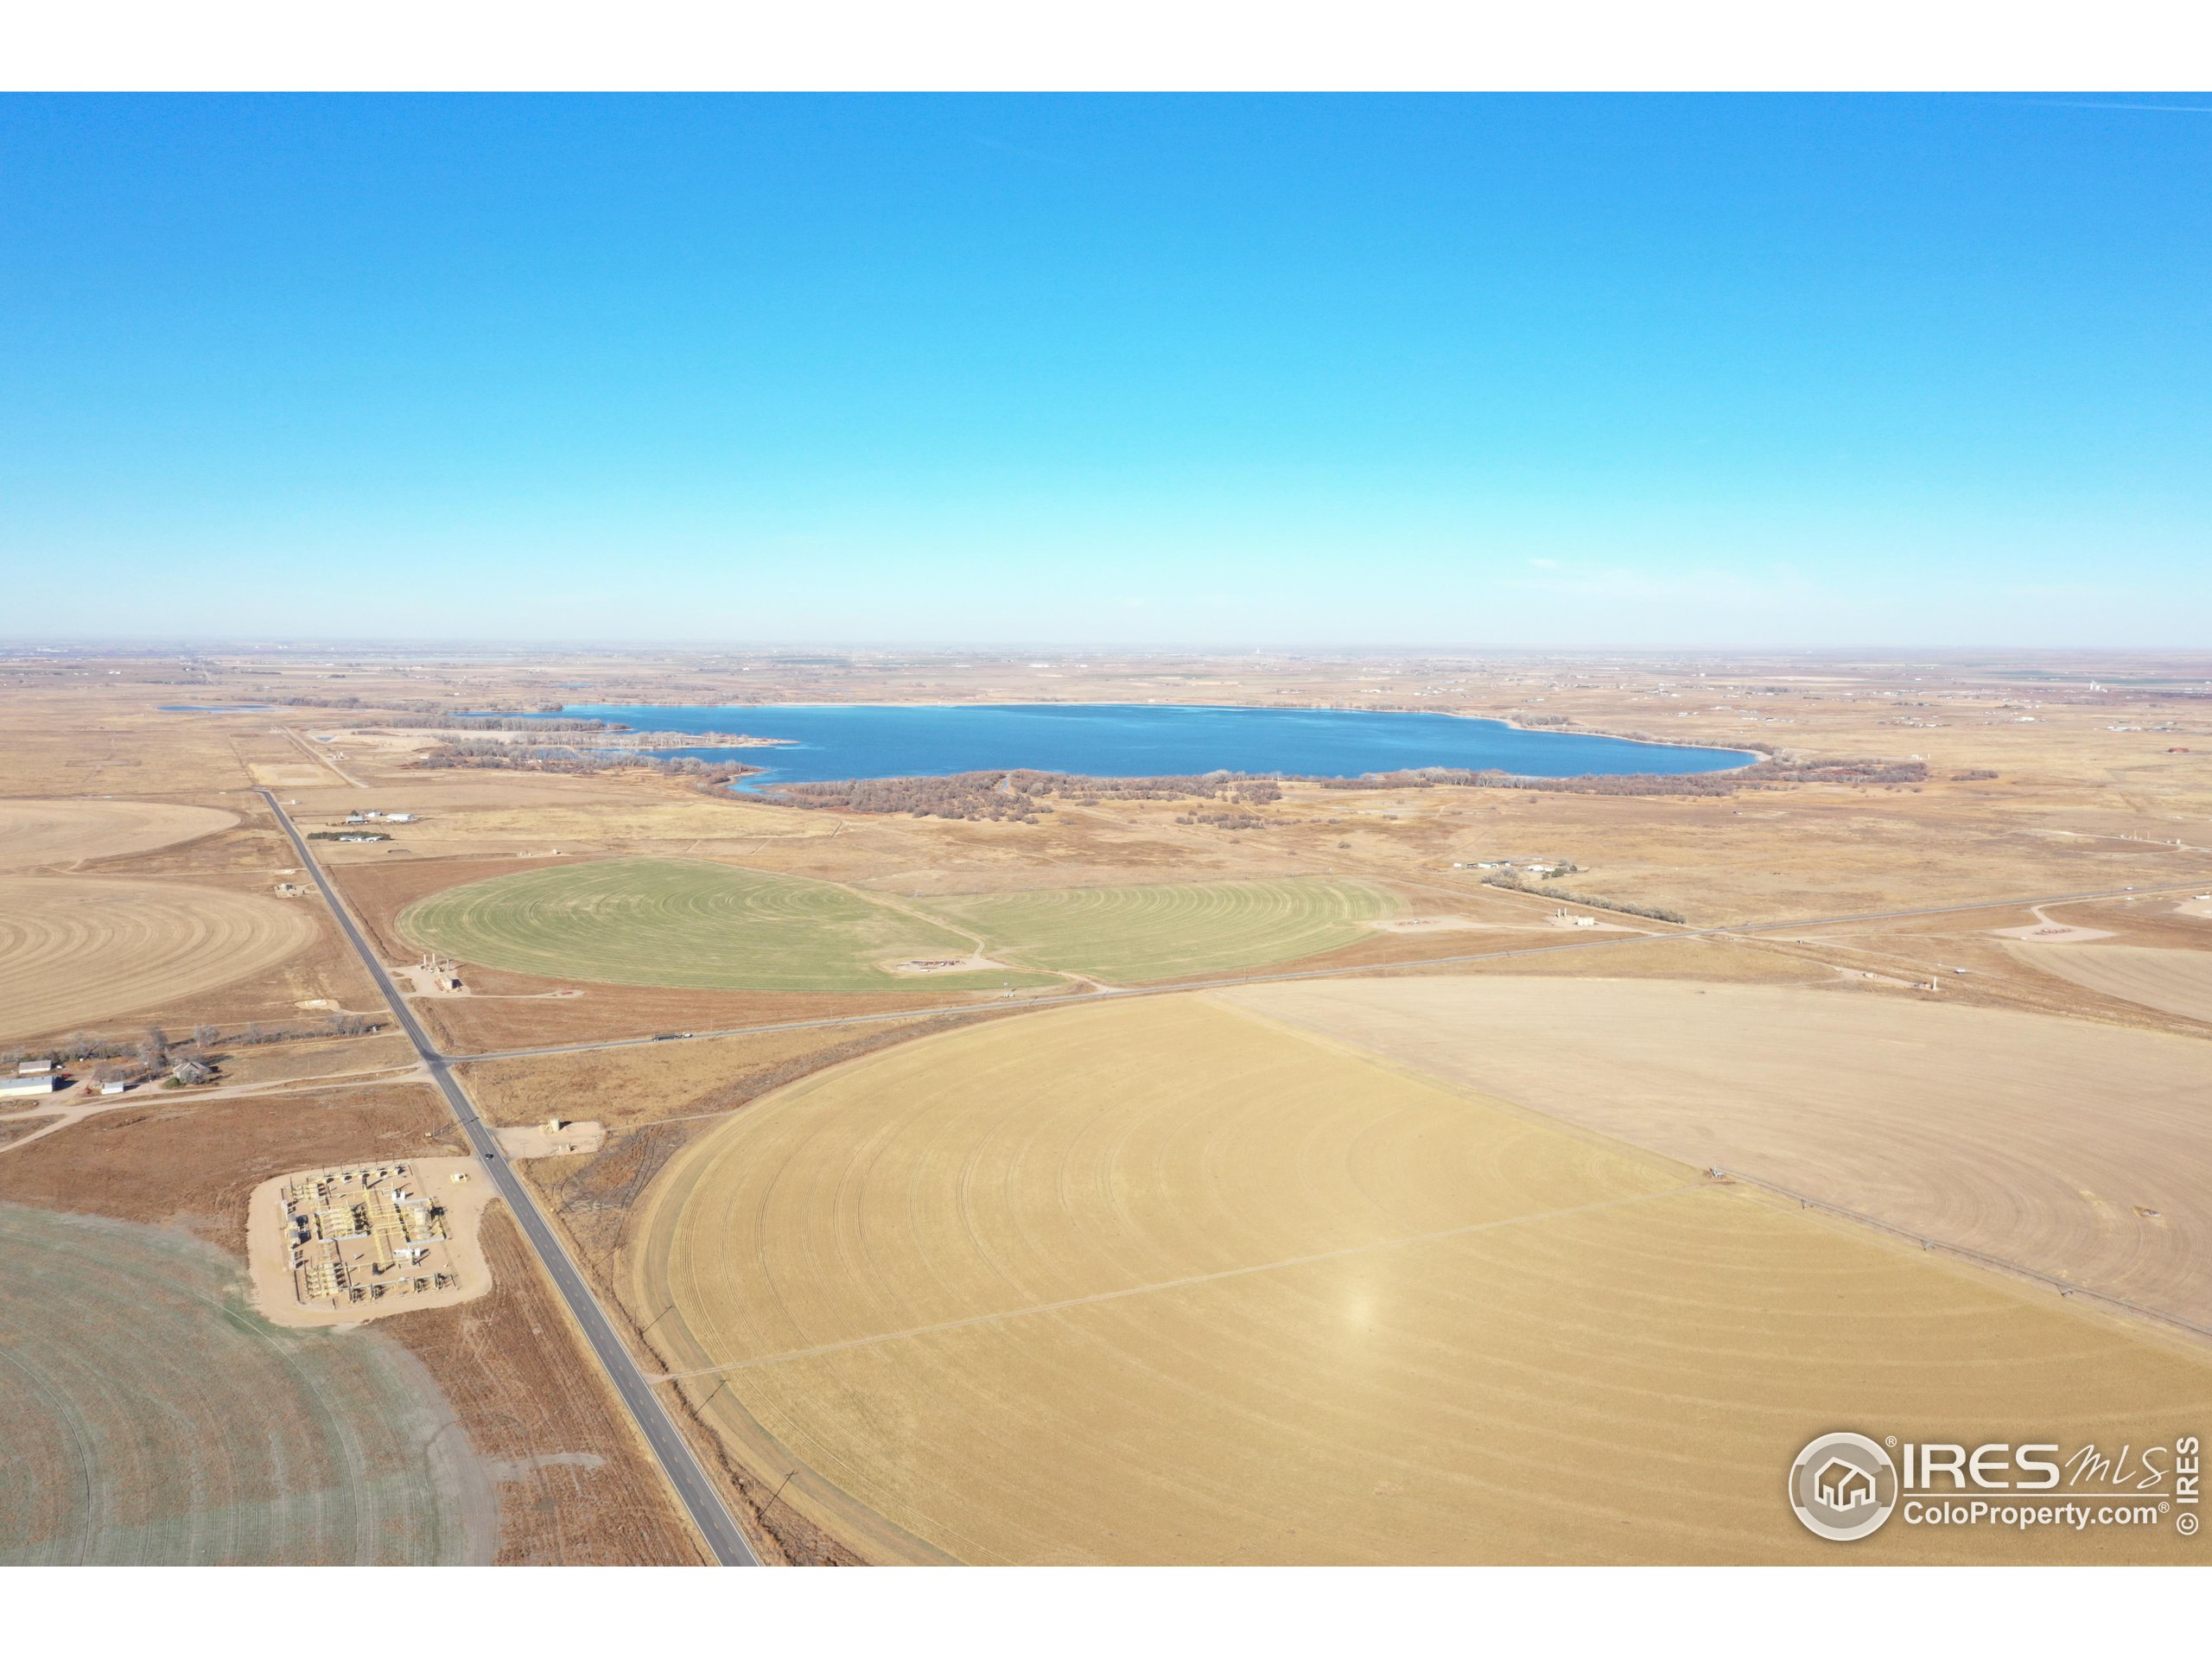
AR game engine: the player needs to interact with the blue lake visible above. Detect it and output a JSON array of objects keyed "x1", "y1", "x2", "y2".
[{"x1": 521, "y1": 703, "x2": 1754, "y2": 788}]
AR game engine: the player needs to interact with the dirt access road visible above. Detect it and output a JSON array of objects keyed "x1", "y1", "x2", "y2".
[
  {"x1": 452, "y1": 877, "x2": 2212, "y2": 1065},
  {"x1": 257, "y1": 791, "x2": 760, "y2": 1567}
]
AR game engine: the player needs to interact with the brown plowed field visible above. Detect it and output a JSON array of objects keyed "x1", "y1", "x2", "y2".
[
  {"x1": 0, "y1": 874, "x2": 319, "y2": 1041},
  {"x1": 0, "y1": 798, "x2": 238, "y2": 870},
  {"x1": 2004, "y1": 943, "x2": 2212, "y2": 1027},
  {"x1": 1217, "y1": 976, "x2": 2212, "y2": 1334},
  {"x1": 631, "y1": 995, "x2": 2212, "y2": 1565}
]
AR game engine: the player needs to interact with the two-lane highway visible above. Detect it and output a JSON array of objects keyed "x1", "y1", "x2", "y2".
[{"x1": 257, "y1": 791, "x2": 760, "y2": 1567}]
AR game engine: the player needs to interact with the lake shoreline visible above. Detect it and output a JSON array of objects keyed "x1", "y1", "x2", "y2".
[{"x1": 503, "y1": 701, "x2": 1758, "y2": 789}]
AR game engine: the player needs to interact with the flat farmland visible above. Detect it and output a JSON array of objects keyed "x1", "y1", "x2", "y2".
[
  {"x1": 0, "y1": 798, "x2": 238, "y2": 870},
  {"x1": 1217, "y1": 976, "x2": 2212, "y2": 1333},
  {"x1": 925, "y1": 876, "x2": 1402, "y2": 982},
  {"x1": 0, "y1": 1083, "x2": 705, "y2": 1566},
  {"x1": 0, "y1": 1200, "x2": 493, "y2": 1564},
  {"x1": 399, "y1": 856, "x2": 1059, "y2": 994},
  {"x1": 2004, "y1": 943, "x2": 2212, "y2": 1026},
  {"x1": 629, "y1": 995, "x2": 2212, "y2": 1565},
  {"x1": 0, "y1": 874, "x2": 319, "y2": 1041}
]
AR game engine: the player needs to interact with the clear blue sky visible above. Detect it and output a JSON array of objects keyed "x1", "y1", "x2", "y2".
[{"x1": 3, "y1": 94, "x2": 2207, "y2": 646}]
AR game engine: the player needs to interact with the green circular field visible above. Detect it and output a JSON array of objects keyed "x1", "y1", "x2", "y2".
[
  {"x1": 398, "y1": 856, "x2": 1058, "y2": 994},
  {"x1": 929, "y1": 876, "x2": 1402, "y2": 983}
]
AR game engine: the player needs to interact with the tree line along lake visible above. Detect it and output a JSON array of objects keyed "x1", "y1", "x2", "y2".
[{"x1": 507, "y1": 702, "x2": 1757, "y2": 789}]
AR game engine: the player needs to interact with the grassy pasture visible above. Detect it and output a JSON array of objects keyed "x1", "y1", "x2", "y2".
[
  {"x1": 633, "y1": 994, "x2": 2212, "y2": 1565},
  {"x1": 0, "y1": 1202, "x2": 491, "y2": 1564},
  {"x1": 399, "y1": 856, "x2": 1058, "y2": 993},
  {"x1": 926, "y1": 875, "x2": 1401, "y2": 983}
]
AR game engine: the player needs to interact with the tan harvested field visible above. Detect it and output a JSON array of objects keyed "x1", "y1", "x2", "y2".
[
  {"x1": 1217, "y1": 976, "x2": 2212, "y2": 1335},
  {"x1": 6, "y1": 652, "x2": 2211, "y2": 1568},
  {"x1": 0, "y1": 798, "x2": 238, "y2": 870},
  {"x1": 2003, "y1": 943, "x2": 2212, "y2": 1027},
  {"x1": 0, "y1": 874, "x2": 320, "y2": 1042},
  {"x1": 629, "y1": 994, "x2": 2212, "y2": 1565}
]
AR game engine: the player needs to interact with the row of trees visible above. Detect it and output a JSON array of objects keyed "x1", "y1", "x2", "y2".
[
  {"x1": 416, "y1": 739, "x2": 763, "y2": 784},
  {"x1": 7, "y1": 1012, "x2": 380, "y2": 1073},
  {"x1": 275, "y1": 696, "x2": 569, "y2": 714},
  {"x1": 1479, "y1": 874, "x2": 1688, "y2": 925},
  {"x1": 373, "y1": 713, "x2": 620, "y2": 732},
  {"x1": 1306, "y1": 755, "x2": 1930, "y2": 798}
]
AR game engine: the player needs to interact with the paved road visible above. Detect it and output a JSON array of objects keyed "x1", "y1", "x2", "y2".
[
  {"x1": 459, "y1": 876, "x2": 2212, "y2": 1064},
  {"x1": 257, "y1": 791, "x2": 760, "y2": 1567}
]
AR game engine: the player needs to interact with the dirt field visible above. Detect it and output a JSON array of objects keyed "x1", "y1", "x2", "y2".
[
  {"x1": 926, "y1": 876, "x2": 1402, "y2": 983},
  {"x1": 0, "y1": 874, "x2": 321, "y2": 1041},
  {"x1": 0, "y1": 798, "x2": 238, "y2": 870},
  {"x1": 0, "y1": 1078, "x2": 705, "y2": 1565},
  {"x1": 386, "y1": 1207, "x2": 709, "y2": 1565},
  {"x1": 627, "y1": 994, "x2": 2212, "y2": 1564},
  {"x1": 2004, "y1": 943, "x2": 2212, "y2": 1026},
  {"x1": 0, "y1": 1199, "x2": 495, "y2": 1564},
  {"x1": 399, "y1": 856, "x2": 1059, "y2": 994},
  {"x1": 1216, "y1": 976, "x2": 2212, "y2": 1334}
]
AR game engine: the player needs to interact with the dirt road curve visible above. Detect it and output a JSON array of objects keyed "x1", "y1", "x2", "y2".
[{"x1": 257, "y1": 791, "x2": 760, "y2": 1568}]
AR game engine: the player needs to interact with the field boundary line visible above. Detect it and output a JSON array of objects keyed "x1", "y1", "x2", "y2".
[
  {"x1": 1714, "y1": 1166, "x2": 2212, "y2": 1348},
  {"x1": 651, "y1": 1181, "x2": 1703, "y2": 1382},
  {"x1": 452, "y1": 879, "x2": 2212, "y2": 1064}
]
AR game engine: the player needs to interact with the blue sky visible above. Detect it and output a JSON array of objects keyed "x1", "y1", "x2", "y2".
[{"x1": 3, "y1": 94, "x2": 2207, "y2": 646}]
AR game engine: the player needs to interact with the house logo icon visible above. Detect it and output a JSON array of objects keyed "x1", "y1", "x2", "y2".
[{"x1": 1789, "y1": 1433, "x2": 1898, "y2": 1541}]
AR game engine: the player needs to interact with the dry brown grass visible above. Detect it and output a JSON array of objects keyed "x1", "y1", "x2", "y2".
[
  {"x1": 460, "y1": 1014, "x2": 944, "y2": 1129},
  {"x1": 388, "y1": 1207, "x2": 707, "y2": 1566},
  {"x1": 0, "y1": 1080, "x2": 462, "y2": 1246},
  {"x1": 627, "y1": 994, "x2": 2212, "y2": 1565}
]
